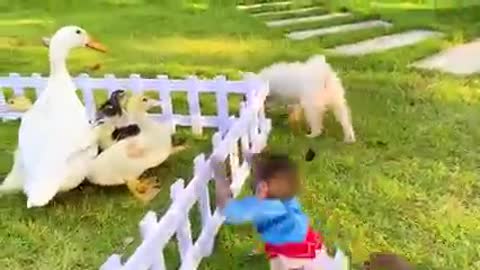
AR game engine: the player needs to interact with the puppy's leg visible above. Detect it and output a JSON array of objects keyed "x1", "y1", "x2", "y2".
[
  {"x1": 303, "y1": 103, "x2": 323, "y2": 138},
  {"x1": 332, "y1": 101, "x2": 355, "y2": 143},
  {"x1": 288, "y1": 104, "x2": 303, "y2": 133}
]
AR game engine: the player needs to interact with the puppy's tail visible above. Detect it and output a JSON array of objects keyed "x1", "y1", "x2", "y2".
[
  {"x1": 322, "y1": 62, "x2": 345, "y2": 98},
  {"x1": 306, "y1": 54, "x2": 335, "y2": 89}
]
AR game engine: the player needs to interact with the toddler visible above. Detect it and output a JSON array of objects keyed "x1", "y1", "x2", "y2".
[{"x1": 216, "y1": 153, "x2": 324, "y2": 270}]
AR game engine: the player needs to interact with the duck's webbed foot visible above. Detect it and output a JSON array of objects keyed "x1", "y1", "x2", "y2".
[
  {"x1": 171, "y1": 145, "x2": 188, "y2": 155},
  {"x1": 126, "y1": 177, "x2": 160, "y2": 203}
]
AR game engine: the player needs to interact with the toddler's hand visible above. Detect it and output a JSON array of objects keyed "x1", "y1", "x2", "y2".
[
  {"x1": 215, "y1": 179, "x2": 232, "y2": 209},
  {"x1": 212, "y1": 158, "x2": 232, "y2": 209}
]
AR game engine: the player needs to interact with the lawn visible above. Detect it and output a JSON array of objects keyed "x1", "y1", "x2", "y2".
[{"x1": 1, "y1": 0, "x2": 480, "y2": 269}]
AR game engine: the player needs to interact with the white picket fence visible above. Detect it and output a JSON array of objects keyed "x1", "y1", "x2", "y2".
[
  {"x1": 0, "y1": 73, "x2": 349, "y2": 270},
  {"x1": 0, "y1": 73, "x2": 272, "y2": 269},
  {"x1": 101, "y1": 74, "x2": 272, "y2": 270},
  {"x1": 0, "y1": 73, "x2": 263, "y2": 135}
]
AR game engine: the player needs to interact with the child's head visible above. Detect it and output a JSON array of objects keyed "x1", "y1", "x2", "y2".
[
  {"x1": 251, "y1": 153, "x2": 300, "y2": 200},
  {"x1": 364, "y1": 253, "x2": 413, "y2": 270}
]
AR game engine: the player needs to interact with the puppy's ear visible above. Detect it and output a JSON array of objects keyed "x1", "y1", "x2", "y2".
[{"x1": 41, "y1": 37, "x2": 51, "y2": 48}]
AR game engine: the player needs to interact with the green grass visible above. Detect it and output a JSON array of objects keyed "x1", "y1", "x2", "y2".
[
  {"x1": 325, "y1": 0, "x2": 480, "y2": 10},
  {"x1": 253, "y1": 7, "x2": 328, "y2": 21},
  {"x1": 1, "y1": 0, "x2": 480, "y2": 269}
]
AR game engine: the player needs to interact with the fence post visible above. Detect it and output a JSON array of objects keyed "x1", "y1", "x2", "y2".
[
  {"x1": 257, "y1": 79, "x2": 271, "y2": 151},
  {"x1": 104, "y1": 74, "x2": 118, "y2": 97},
  {"x1": 211, "y1": 132, "x2": 224, "y2": 163},
  {"x1": 239, "y1": 102, "x2": 250, "y2": 152},
  {"x1": 100, "y1": 255, "x2": 123, "y2": 270},
  {"x1": 76, "y1": 73, "x2": 96, "y2": 120},
  {"x1": 171, "y1": 179, "x2": 193, "y2": 263},
  {"x1": 239, "y1": 107, "x2": 251, "y2": 166},
  {"x1": 129, "y1": 74, "x2": 143, "y2": 94},
  {"x1": 9, "y1": 73, "x2": 24, "y2": 97},
  {"x1": 30, "y1": 73, "x2": 43, "y2": 100},
  {"x1": 244, "y1": 75, "x2": 268, "y2": 153},
  {"x1": 228, "y1": 129, "x2": 240, "y2": 193},
  {"x1": 242, "y1": 72, "x2": 257, "y2": 107},
  {"x1": 157, "y1": 75, "x2": 175, "y2": 133},
  {"x1": 186, "y1": 76, "x2": 203, "y2": 135},
  {"x1": 194, "y1": 154, "x2": 212, "y2": 228},
  {"x1": 139, "y1": 211, "x2": 166, "y2": 270},
  {"x1": 214, "y1": 75, "x2": 229, "y2": 135}
]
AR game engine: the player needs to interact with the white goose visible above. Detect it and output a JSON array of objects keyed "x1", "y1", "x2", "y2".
[{"x1": 0, "y1": 26, "x2": 107, "y2": 208}]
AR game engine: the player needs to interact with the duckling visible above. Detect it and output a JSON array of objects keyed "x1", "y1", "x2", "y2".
[
  {"x1": 93, "y1": 90, "x2": 129, "y2": 151},
  {"x1": 94, "y1": 90, "x2": 153, "y2": 152},
  {"x1": 87, "y1": 94, "x2": 174, "y2": 202},
  {"x1": 6, "y1": 95, "x2": 33, "y2": 112}
]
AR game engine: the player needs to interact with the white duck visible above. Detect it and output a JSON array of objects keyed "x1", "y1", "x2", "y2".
[{"x1": 0, "y1": 26, "x2": 107, "y2": 208}]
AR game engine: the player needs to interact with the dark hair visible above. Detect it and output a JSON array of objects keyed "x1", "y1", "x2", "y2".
[
  {"x1": 252, "y1": 153, "x2": 300, "y2": 199},
  {"x1": 364, "y1": 253, "x2": 413, "y2": 270}
]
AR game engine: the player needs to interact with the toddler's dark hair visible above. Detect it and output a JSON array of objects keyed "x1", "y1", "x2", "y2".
[
  {"x1": 363, "y1": 253, "x2": 413, "y2": 270},
  {"x1": 251, "y1": 152, "x2": 300, "y2": 199}
]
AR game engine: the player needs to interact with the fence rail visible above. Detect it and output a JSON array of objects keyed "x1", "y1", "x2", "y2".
[{"x1": 0, "y1": 73, "x2": 261, "y2": 135}]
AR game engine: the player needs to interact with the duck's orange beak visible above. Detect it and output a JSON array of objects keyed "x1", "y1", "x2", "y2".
[{"x1": 85, "y1": 36, "x2": 107, "y2": 53}]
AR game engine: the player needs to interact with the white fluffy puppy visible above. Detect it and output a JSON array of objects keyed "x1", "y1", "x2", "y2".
[{"x1": 257, "y1": 55, "x2": 355, "y2": 143}]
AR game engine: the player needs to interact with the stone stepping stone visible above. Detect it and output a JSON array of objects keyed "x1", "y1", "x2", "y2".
[
  {"x1": 412, "y1": 39, "x2": 480, "y2": 75},
  {"x1": 253, "y1": 6, "x2": 323, "y2": 17},
  {"x1": 286, "y1": 20, "x2": 393, "y2": 40},
  {"x1": 237, "y1": 1, "x2": 291, "y2": 10},
  {"x1": 329, "y1": 30, "x2": 444, "y2": 55},
  {"x1": 266, "y1": 13, "x2": 352, "y2": 27}
]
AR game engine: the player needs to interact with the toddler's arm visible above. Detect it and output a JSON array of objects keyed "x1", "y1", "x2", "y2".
[
  {"x1": 212, "y1": 154, "x2": 233, "y2": 209},
  {"x1": 223, "y1": 197, "x2": 288, "y2": 224}
]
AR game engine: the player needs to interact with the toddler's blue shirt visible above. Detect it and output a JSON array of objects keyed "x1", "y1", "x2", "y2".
[{"x1": 222, "y1": 196, "x2": 309, "y2": 245}]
